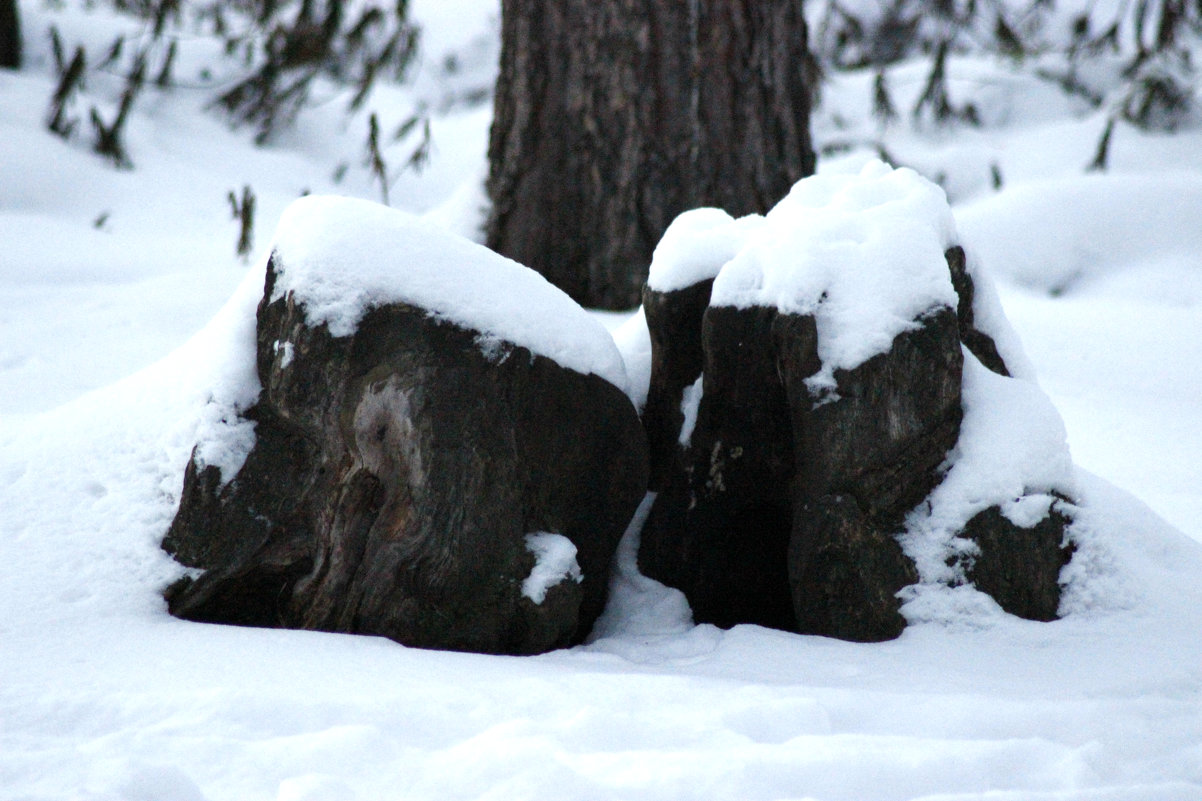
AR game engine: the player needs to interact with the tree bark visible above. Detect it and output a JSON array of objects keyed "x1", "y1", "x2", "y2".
[
  {"x1": 0, "y1": 0, "x2": 20, "y2": 70},
  {"x1": 486, "y1": 0, "x2": 816, "y2": 309}
]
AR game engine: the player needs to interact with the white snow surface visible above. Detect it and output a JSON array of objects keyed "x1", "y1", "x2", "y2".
[
  {"x1": 710, "y1": 161, "x2": 960, "y2": 391},
  {"x1": 521, "y1": 533, "x2": 584, "y2": 604},
  {"x1": 610, "y1": 307, "x2": 653, "y2": 411},
  {"x1": 269, "y1": 195, "x2": 629, "y2": 392},
  {"x1": 957, "y1": 173, "x2": 1202, "y2": 298},
  {"x1": 183, "y1": 263, "x2": 269, "y2": 483},
  {"x1": 647, "y1": 207, "x2": 766, "y2": 292},
  {"x1": 4, "y1": 0, "x2": 1202, "y2": 798}
]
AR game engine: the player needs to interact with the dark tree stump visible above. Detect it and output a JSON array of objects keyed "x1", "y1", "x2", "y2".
[
  {"x1": 0, "y1": 0, "x2": 19, "y2": 70},
  {"x1": 641, "y1": 280, "x2": 714, "y2": 490},
  {"x1": 640, "y1": 304, "x2": 799, "y2": 631},
  {"x1": 164, "y1": 253, "x2": 648, "y2": 655},
  {"x1": 637, "y1": 229, "x2": 1073, "y2": 641},
  {"x1": 784, "y1": 308, "x2": 964, "y2": 528},
  {"x1": 640, "y1": 302, "x2": 961, "y2": 641}
]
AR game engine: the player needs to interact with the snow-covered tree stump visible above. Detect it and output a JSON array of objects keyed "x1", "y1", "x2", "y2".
[
  {"x1": 163, "y1": 197, "x2": 648, "y2": 655},
  {"x1": 637, "y1": 162, "x2": 1077, "y2": 641}
]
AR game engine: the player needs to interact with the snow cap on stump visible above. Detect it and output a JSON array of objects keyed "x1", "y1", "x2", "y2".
[{"x1": 270, "y1": 194, "x2": 630, "y2": 393}]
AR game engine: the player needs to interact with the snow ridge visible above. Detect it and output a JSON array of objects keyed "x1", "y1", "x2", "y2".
[{"x1": 269, "y1": 195, "x2": 630, "y2": 393}]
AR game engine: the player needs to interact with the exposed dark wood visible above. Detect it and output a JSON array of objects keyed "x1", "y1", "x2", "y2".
[
  {"x1": 639, "y1": 301, "x2": 961, "y2": 641},
  {"x1": 945, "y1": 246, "x2": 1011, "y2": 375},
  {"x1": 486, "y1": 0, "x2": 816, "y2": 309},
  {"x1": 963, "y1": 502, "x2": 1075, "y2": 621},
  {"x1": 0, "y1": 0, "x2": 20, "y2": 70},
  {"x1": 640, "y1": 280, "x2": 713, "y2": 490}
]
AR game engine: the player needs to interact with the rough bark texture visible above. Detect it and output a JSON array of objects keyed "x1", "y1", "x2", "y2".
[
  {"x1": 164, "y1": 256, "x2": 648, "y2": 655},
  {"x1": 789, "y1": 495, "x2": 918, "y2": 642},
  {"x1": 781, "y1": 309, "x2": 962, "y2": 640},
  {"x1": 785, "y1": 308, "x2": 965, "y2": 529},
  {"x1": 486, "y1": 0, "x2": 816, "y2": 309},
  {"x1": 0, "y1": 0, "x2": 20, "y2": 70},
  {"x1": 963, "y1": 501, "x2": 1075, "y2": 621}
]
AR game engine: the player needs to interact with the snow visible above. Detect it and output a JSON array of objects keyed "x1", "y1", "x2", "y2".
[
  {"x1": 588, "y1": 493, "x2": 695, "y2": 644},
  {"x1": 678, "y1": 375, "x2": 703, "y2": 447},
  {"x1": 3, "y1": 0, "x2": 1202, "y2": 798},
  {"x1": 269, "y1": 195, "x2": 629, "y2": 392},
  {"x1": 1000, "y1": 286, "x2": 1202, "y2": 546},
  {"x1": 956, "y1": 173, "x2": 1202, "y2": 297},
  {"x1": 646, "y1": 208, "x2": 765, "y2": 293},
  {"x1": 956, "y1": 241, "x2": 1039, "y2": 381},
  {"x1": 521, "y1": 533, "x2": 583, "y2": 604},
  {"x1": 0, "y1": 0, "x2": 494, "y2": 416},
  {"x1": 272, "y1": 340, "x2": 295, "y2": 369},
  {"x1": 709, "y1": 161, "x2": 961, "y2": 393},
  {"x1": 610, "y1": 308, "x2": 653, "y2": 411}
]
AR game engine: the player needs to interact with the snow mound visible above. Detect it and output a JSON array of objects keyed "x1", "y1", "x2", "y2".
[
  {"x1": 588, "y1": 493, "x2": 696, "y2": 643},
  {"x1": 269, "y1": 195, "x2": 629, "y2": 392},
  {"x1": 957, "y1": 173, "x2": 1202, "y2": 298}
]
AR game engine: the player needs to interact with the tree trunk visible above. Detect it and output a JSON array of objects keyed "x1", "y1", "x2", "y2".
[
  {"x1": 486, "y1": 0, "x2": 816, "y2": 309},
  {"x1": 0, "y1": 0, "x2": 20, "y2": 70}
]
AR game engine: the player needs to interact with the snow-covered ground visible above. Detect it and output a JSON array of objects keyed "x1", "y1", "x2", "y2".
[{"x1": 2, "y1": 0, "x2": 1201, "y2": 798}]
